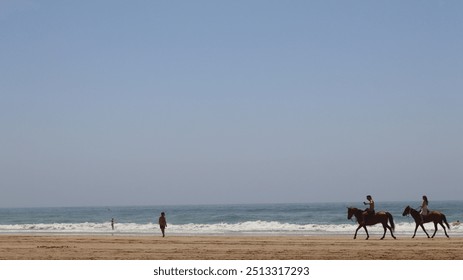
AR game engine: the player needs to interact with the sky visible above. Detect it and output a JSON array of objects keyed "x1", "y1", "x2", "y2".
[{"x1": 1, "y1": 0, "x2": 462, "y2": 207}]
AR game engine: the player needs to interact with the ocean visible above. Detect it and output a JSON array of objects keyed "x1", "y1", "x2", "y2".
[{"x1": 0, "y1": 201, "x2": 462, "y2": 237}]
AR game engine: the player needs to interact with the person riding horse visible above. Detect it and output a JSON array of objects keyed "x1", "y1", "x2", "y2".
[
  {"x1": 362, "y1": 195, "x2": 375, "y2": 224},
  {"x1": 347, "y1": 207, "x2": 396, "y2": 239},
  {"x1": 418, "y1": 195, "x2": 429, "y2": 223},
  {"x1": 402, "y1": 205, "x2": 450, "y2": 238}
]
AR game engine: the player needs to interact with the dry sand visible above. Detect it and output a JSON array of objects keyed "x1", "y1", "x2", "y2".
[{"x1": 1, "y1": 235, "x2": 463, "y2": 260}]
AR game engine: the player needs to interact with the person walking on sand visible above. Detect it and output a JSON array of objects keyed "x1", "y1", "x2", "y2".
[
  {"x1": 362, "y1": 195, "x2": 375, "y2": 224},
  {"x1": 158, "y1": 212, "x2": 167, "y2": 237}
]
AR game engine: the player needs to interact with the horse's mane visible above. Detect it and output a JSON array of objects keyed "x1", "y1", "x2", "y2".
[{"x1": 407, "y1": 206, "x2": 420, "y2": 214}]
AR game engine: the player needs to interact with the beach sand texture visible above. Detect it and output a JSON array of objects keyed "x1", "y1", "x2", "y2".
[{"x1": 1, "y1": 235, "x2": 463, "y2": 260}]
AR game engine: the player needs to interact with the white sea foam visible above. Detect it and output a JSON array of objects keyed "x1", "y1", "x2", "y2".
[{"x1": 1, "y1": 221, "x2": 461, "y2": 236}]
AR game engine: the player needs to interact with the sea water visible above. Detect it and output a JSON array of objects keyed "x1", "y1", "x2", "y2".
[{"x1": 0, "y1": 201, "x2": 462, "y2": 237}]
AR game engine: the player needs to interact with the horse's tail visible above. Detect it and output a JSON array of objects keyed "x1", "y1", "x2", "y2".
[
  {"x1": 387, "y1": 212, "x2": 395, "y2": 232},
  {"x1": 442, "y1": 214, "x2": 450, "y2": 230}
]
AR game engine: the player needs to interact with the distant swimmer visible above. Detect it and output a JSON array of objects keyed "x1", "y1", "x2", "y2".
[
  {"x1": 452, "y1": 220, "x2": 460, "y2": 226},
  {"x1": 158, "y1": 212, "x2": 167, "y2": 237},
  {"x1": 111, "y1": 218, "x2": 115, "y2": 230}
]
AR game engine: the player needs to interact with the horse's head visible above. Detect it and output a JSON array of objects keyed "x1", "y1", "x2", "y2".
[
  {"x1": 402, "y1": 205, "x2": 411, "y2": 216},
  {"x1": 347, "y1": 207, "x2": 356, "y2": 220}
]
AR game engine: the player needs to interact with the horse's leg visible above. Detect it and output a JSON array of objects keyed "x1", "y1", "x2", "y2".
[
  {"x1": 363, "y1": 226, "x2": 369, "y2": 240},
  {"x1": 431, "y1": 222, "x2": 438, "y2": 238},
  {"x1": 381, "y1": 223, "x2": 389, "y2": 240},
  {"x1": 440, "y1": 221, "x2": 450, "y2": 238},
  {"x1": 382, "y1": 223, "x2": 395, "y2": 240},
  {"x1": 419, "y1": 224, "x2": 430, "y2": 238},
  {"x1": 353, "y1": 225, "x2": 362, "y2": 239},
  {"x1": 412, "y1": 224, "x2": 419, "y2": 238},
  {"x1": 388, "y1": 224, "x2": 396, "y2": 239}
]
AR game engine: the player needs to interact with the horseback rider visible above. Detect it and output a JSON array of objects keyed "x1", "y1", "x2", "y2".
[
  {"x1": 362, "y1": 195, "x2": 375, "y2": 224},
  {"x1": 418, "y1": 195, "x2": 429, "y2": 223}
]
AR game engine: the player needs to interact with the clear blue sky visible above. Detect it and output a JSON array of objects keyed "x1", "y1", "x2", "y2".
[{"x1": 1, "y1": 1, "x2": 462, "y2": 207}]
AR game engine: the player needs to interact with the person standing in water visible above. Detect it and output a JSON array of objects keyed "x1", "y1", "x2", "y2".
[{"x1": 158, "y1": 212, "x2": 167, "y2": 237}]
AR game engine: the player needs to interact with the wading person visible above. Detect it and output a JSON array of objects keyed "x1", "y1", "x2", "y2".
[{"x1": 158, "y1": 212, "x2": 167, "y2": 237}]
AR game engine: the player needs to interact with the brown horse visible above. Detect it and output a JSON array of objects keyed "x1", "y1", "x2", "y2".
[
  {"x1": 347, "y1": 207, "x2": 396, "y2": 240},
  {"x1": 402, "y1": 205, "x2": 450, "y2": 238}
]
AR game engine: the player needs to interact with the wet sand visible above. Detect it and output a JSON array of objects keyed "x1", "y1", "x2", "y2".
[{"x1": 1, "y1": 235, "x2": 463, "y2": 260}]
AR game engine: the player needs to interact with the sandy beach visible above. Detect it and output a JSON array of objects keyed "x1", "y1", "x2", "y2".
[{"x1": 1, "y1": 235, "x2": 463, "y2": 260}]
